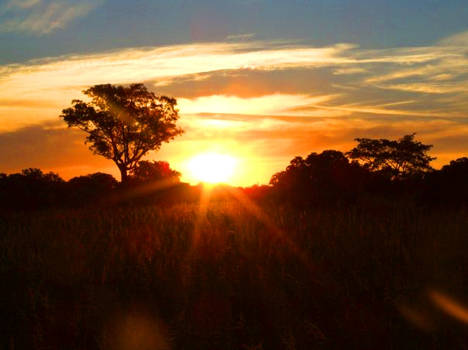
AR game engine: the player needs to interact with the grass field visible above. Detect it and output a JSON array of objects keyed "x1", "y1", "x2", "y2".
[{"x1": 1, "y1": 200, "x2": 467, "y2": 349}]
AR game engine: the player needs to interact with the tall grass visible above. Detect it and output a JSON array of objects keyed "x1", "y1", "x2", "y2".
[{"x1": 1, "y1": 201, "x2": 467, "y2": 349}]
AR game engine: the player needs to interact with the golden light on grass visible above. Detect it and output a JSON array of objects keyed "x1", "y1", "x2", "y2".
[{"x1": 187, "y1": 152, "x2": 237, "y2": 184}]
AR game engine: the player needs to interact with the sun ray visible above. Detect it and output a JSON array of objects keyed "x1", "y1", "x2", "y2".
[
  {"x1": 225, "y1": 186, "x2": 318, "y2": 280},
  {"x1": 187, "y1": 184, "x2": 214, "y2": 255}
]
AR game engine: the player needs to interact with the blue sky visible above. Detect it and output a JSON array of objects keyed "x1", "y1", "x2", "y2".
[
  {"x1": 0, "y1": 0, "x2": 467, "y2": 184},
  {"x1": 1, "y1": 0, "x2": 467, "y2": 64}
]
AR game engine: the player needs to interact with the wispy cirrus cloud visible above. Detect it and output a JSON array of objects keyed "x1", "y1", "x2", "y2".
[
  {"x1": 0, "y1": 41, "x2": 354, "y2": 94},
  {"x1": 226, "y1": 33, "x2": 256, "y2": 41},
  {"x1": 360, "y1": 33, "x2": 468, "y2": 96},
  {"x1": 439, "y1": 30, "x2": 468, "y2": 46},
  {"x1": 178, "y1": 94, "x2": 340, "y2": 117},
  {"x1": 0, "y1": 31, "x2": 468, "y2": 183},
  {"x1": 0, "y1": 34, "x2": 466, "y2": 124},
  {"x1": 0, "y1": 0, "x2": 102, "y2": 35},
  {"x1": 0, "y1": 40, "x2": 355, "y2": 129},
  {"x1": 1, "y1": 0, "x2": 41, "y2": 10}
]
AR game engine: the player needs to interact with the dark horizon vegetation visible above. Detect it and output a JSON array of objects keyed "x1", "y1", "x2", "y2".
[{"x1": 1, "y1": 132, "x2": 468, "y2": 210}]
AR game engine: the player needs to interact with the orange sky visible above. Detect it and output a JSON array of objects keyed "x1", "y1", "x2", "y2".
[{"x1": 1, "y1": 34, "x2": 468, "y2": 185}]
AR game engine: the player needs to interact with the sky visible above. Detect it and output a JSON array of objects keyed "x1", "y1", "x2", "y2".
[{"x1": 0, "y1": 0, "x2": 467, "y2": 185}]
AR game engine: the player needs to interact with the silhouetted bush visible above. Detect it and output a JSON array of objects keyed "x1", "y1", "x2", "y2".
[{"x1": 66, "y1": 172, "x2": 118, "y2": 207}]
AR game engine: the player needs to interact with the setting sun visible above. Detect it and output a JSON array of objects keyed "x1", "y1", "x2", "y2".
[{"x1": 187, "y1": 153, "x2": 237, "y2": 184}]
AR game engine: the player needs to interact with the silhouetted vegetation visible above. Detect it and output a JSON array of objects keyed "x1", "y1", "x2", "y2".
[
  {"x1": 347, "y1": 133, "x2": 435, "y2": 179},
  {"x1": 2, "y1": 133, "x2": 468, "y2": 349},
  {"x1": 66, "y1": 173, "x2": 119, "y2": 207},
  {"x1": 130, "y1": 160, "x2": 181, "y2": 185},
  {"x1": 270, "y1": 150, "x2": 371, "y2": 206},
  {"x1": 0, "y1": 168, "x2": 65, "y2": 210},
  {"x1": 423, "y1": 157, "x2": 468, "y2": 206},
  {"x1": 61, "y1": 84, "x2": 183, "y2": 183}
]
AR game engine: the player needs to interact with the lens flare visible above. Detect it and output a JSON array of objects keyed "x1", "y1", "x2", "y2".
[{"x1": 429, "y1": 290, "x2": 468, "y2": 324}]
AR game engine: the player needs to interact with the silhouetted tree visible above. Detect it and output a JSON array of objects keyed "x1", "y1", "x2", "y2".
[
  {"x1": 270, "y1": 150, "x2": 369, "y2": 206},
  {"x1": 130, "y1": 160, "x2": 181, "y2": 185},
  {"x1": 60, "y1": 84, "x2": 183, "y2": 183},
  {"x1": 346, "y1": 133, "x2": 435, "y2": 179}
]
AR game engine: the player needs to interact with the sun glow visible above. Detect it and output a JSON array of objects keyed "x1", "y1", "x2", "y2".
[{"x1": 187, "y1": 153, "x2": 237, "y2": 184}]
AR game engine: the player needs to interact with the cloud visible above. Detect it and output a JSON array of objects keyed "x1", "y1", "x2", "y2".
[
  {"x1": 0, "y1": 32, "x2": 464, "y2": 128},
  {"x1": 0, "y1": 40, "x2": 355, "y2": 129},
  {"x1": 0, "y1": 41, "x2": 353, "y2": 96},
  {"x1": 333, "y1": 67, "x2": 367, "y2": 75},
  {"x1": 0, "y1": 0, "x2": 101, "y2": 35},
  {"x1": 226, "y1": 33, "x2": 256, "y2": 41},
  {"x1": 439, "y1": 30, "x2": 468, "y2": 46},
  {"x1": 3, "y1": 0, "x2": 41, "y2": 10},
  {"x1": 178, "y1": 94, "x2": 338, "y2": 116},
  {"x1": 361, "y1": 38, "x2": 468, "y2": 97},
  {"x1": 0, "y1": 30, "x2": 468, "y2": 184},
  {"x1": 153, "y1": 68, "x2": 338, "y2": 99}
]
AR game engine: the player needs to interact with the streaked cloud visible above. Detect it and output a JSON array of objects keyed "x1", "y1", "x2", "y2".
[
  {"x1": 2, "y1": 0, "x2": 41, "y2": 10},
  {"x1": 0, "y1": 41, "x2": 353, "y2": 95},
  {"x1": 333, "y1": 67, "x2": 367, "y2": 75},
  {"x1": 0, "y1": 30, "x2": 467, "y2": 184},
  {"x1": 0, "y1": 33, "x2": 466, "y2": 121},
  {"x1": 226, "y1": 33, "x2": 256, "y2": 41},
  {"x1": 0, "y1": 0, "x2": 101, "y2": 35},
  {"x1": 361, "y1": 37, "x2": 468, "y2": 99},
  {"x1": 178, "y1": 94, "x2": 338, "y2": 116},
  {"x1": 439, "y1": 30, "x2": 468, "y2": 46}
]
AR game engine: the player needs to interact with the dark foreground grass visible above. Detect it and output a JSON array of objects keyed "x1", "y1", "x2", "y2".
[{"x1": 1, "y1": 201, "x2": 467, "y2": 349}]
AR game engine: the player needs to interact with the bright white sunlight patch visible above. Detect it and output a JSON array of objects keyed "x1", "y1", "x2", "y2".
[{"x1": 188, "y1": 153, "x2": 237, "y2": 184}]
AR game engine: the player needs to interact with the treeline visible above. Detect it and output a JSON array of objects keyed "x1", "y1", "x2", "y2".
[
  {"x1": 0, "y1": 161, "x2": 199, "y2": 210},
  {"x1": 269, "y1": 134, "x2": 468, "y2": 208},
  {"x1": 2, "y1": 134, "x2": 468, "y2": 210},
  {"x1": 269, "y1": 151, "x2": 468, "y2": 208}
]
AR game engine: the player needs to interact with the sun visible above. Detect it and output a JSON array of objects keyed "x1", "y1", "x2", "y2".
[{"x1": 187, "y1": 153, "x2": 237, "y2": 184}]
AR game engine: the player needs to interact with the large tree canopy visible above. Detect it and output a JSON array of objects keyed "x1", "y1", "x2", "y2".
[
  {"x1": 270, "y1": 150, "x2": 369, "y2": 206},
  {"x1": 60, "y1": 84, "x2": 183, "y2": 182},
  {"x1": 346, "y1": 133, "x2": 435, "y2": 179}
]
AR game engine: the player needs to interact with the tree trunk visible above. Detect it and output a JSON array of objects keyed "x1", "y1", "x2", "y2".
[{"x1": 119, "y1": 166, "x2": 128, "y2": 184}]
